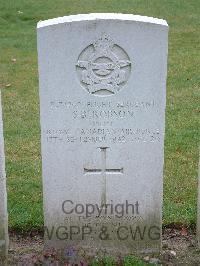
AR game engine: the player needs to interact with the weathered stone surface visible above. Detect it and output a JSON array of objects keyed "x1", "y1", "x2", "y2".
[
  {"x1": 0, "y1": 91, "x2": 8, "y2": 261},
  {"x1": 37, "y1": 13, "x2": 168, "y2": 255}
]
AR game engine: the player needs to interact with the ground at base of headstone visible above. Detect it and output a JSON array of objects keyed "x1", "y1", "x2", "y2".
[{"x1": 5, "y1": 229, "x2": 200, "y2": 266}]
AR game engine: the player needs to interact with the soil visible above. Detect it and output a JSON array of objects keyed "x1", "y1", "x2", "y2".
[{"x1": 2, "y1": 228, "x2": 200, "y2": 266}]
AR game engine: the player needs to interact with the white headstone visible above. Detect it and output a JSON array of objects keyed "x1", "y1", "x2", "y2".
[
  {"x1": 0, "y1": 91, "x2": 8, "y2": 261},
  {"x1": 37, "y1": 13, "x2": 168, "y2": 255}
]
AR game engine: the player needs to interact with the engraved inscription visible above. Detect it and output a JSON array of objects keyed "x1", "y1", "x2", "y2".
[
  {"x1": 50, "y1": 100, "x2": 156, "y2": 109},
  {"x1": 76, "y1": 33, "x2": 131, "y2": 96},
  {"x1": 46, "y1": 99, "x2": 160, "y2": 144},
  {"x1": 84, "y1": 147, "x2": 123, "y2": 204},
  {"x1": 46, "y1": 128, "x2": 161, "y2": 144},
  {"x1": 50, "y1": 100, "x2": 156, "y2": 121}
]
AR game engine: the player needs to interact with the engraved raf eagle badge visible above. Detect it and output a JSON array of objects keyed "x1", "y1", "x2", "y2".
[{"x1": 76, "y1": 33, "x2": 131, "y2": 96}]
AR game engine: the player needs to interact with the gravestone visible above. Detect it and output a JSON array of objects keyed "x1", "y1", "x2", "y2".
[
  {"x1": 197, "y1": 154, "x2": 200, "y2": 247},
  {"x1": 37, "y1": 13, "x2": 168, "y2": 256},
  {"x1": 0, "y1": 91, "x2": 8, "y2": 261}
]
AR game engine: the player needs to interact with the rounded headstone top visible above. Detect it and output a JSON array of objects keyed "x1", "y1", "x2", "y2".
[{"x1": 37, "y1": 13, "x2": 168, "y2": 29}]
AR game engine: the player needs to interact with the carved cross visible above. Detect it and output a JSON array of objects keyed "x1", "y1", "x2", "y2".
[{"x1": 84, "y1": 147, "x2": 123, "y2": 204}]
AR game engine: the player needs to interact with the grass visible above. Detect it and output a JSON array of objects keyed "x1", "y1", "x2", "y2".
[
  {"x1": 0, "y1": 0, "x2": 199, "y2": 231},
  {"x1": 91, "y1": 255, "x2": 150, "y2": 266}
]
